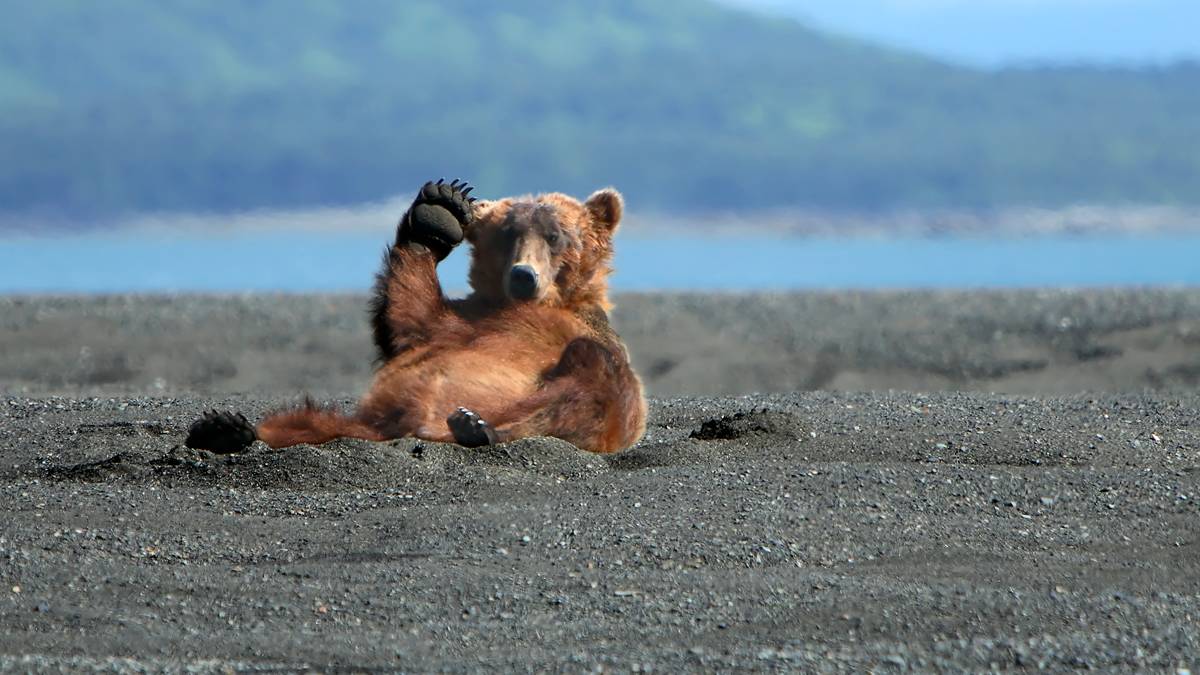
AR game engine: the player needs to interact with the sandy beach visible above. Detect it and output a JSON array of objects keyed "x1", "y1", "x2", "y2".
[{"x1": 1, "y1": 291, "x2": 1198, "y2": 670}]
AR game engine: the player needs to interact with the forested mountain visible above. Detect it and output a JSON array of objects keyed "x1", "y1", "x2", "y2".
[{"x1": 2, "y1": 0, "x2": 1198, "y2": 219}]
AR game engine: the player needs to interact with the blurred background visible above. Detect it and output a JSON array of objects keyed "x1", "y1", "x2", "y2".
[
  {"x1": 2, "y1": 0, "x2": 1199, "y2": 291},
  {"x1": 1, "y1": 0, "x2": 1199, "y2": 396}
]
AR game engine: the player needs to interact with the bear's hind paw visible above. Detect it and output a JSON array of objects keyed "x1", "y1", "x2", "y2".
[
  {"x1": 185, "y1": 409, "x2": 256, "y2": 454},
  {"x1": 447, "y1": 407, "x2": 498, "y2": 448}
]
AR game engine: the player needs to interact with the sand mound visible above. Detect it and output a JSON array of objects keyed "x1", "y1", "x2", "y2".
[
  {"x1": 42, "y1": 432, "x2": 607, "y2": 491},
  {"x1": 689, "y1": 408, "x2": 803, "y2": 441}
]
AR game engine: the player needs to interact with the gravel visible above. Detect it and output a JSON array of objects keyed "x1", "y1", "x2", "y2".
[{"x1": 1, "y1": 390, "x2": 1198, "y2": 671}]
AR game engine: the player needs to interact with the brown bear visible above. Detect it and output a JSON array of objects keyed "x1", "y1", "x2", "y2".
[{"x1": 186, "y1": 179, "x2": 647, "y2": 454}]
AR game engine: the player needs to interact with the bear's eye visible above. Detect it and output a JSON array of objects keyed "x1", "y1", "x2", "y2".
[{"x1": 545, "y1": 231, "x2": 560, "y2": 246}]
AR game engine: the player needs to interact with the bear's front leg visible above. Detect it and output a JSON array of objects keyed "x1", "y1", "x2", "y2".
[{"x1": 370, "y1": 179, "x2": 477, "y2": 360}]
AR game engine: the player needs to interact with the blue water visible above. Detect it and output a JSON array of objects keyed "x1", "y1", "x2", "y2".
[{"x1": 1, "y1": 231, "x2": 1197, "y2": 293}]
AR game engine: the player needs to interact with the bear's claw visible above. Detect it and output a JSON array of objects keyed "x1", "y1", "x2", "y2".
[
  {"x1": 447, "y1": 406, "x2": 498, "y2": 447},
  {"x1": 185, "y1": 409, "x2": 257, "y2": 454},
  {"x1": 400, "y1": 178, "x2": 476, "y2": 260}
]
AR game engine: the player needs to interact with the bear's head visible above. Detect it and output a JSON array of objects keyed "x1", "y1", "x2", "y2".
[{"x1": 466, "y1": 188, "x2": 623, "y2": 311}]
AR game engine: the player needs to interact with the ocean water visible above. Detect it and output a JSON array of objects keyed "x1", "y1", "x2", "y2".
[{"x1": 1, "y1": 230, "x2": 1197, "y2": 293}]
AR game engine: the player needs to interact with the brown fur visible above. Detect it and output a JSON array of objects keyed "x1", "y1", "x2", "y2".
[{"x1": 255, "y1": 187, "x2": 646, "y2": 454}]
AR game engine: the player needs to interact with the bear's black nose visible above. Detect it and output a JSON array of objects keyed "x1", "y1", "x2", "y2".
[{"x1": 509, "y1": 265, "x2": 539, "y2": 300}]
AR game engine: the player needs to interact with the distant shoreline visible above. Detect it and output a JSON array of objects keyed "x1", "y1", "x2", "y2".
[
  {"x1": 631, "y1": 204, "x2": 1200, "y2": 238},
  {"x1": 3, "y1": 202, "x2": 1200, "y2": 239}
]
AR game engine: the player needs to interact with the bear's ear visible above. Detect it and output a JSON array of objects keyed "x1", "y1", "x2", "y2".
[
  {"x1": 584, "y1": 188, "x2": 623, "y2": 233},
  {"x1": 464, "y1": 199, "x2": 497, "y2": 243}
]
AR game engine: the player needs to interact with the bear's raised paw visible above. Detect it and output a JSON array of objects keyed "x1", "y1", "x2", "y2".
[{"x1": 399, "y1": 178, "x2": 476, "y2": 260}]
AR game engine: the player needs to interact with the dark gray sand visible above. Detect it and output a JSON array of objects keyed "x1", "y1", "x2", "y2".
[
  {"x1": 1, "y1": 292, "x2": 1199, "y2": 671},
  {"x1": 3, "y1": 289, "x2": 1199, "y2": 397}
]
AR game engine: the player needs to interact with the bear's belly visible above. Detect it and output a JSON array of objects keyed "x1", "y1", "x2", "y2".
[
  {"x1": 422, "y1": 350, "x2": 548, "y2": 417},
  {"x1": 359, "y1": 331, "x2": 567, "y2": 437}
]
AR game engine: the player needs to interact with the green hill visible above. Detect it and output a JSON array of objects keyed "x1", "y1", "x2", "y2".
[{"x1": 2, "y1": 0, "x2": 1198, "y2": 218}]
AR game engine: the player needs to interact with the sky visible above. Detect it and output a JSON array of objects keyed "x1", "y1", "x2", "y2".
[{"x1": 723, "y1": 0, "x2": 1200, "y2": 67}]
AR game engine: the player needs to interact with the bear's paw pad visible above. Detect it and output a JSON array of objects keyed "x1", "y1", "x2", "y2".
[{"x1": 402, "y1": 178, "x2": 476, "y2": 255}]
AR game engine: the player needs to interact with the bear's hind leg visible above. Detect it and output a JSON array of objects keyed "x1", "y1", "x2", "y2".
[
  {"x1": 186, "y1": 400, "x2": 387, "y2": 453},
  {"x1": 254, "y1": 399, "x2": 386, "y2": 449}
]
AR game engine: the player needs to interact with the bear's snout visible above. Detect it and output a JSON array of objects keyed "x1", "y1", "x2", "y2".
[{"x1": 508, "y1": 265, "x2": 539, "y2": 300}]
